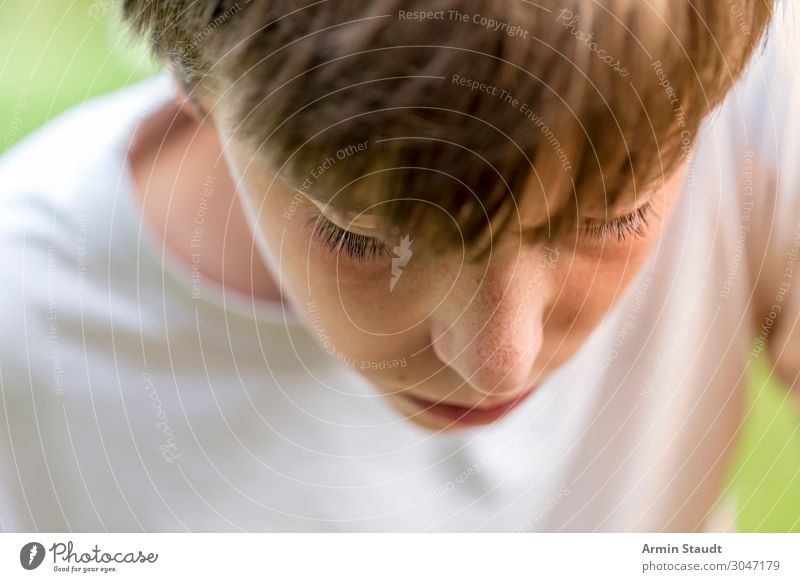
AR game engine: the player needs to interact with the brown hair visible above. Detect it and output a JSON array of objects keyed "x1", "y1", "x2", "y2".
[{"x1": 122, "y1": 0, "x2": 775, "y2": 257}]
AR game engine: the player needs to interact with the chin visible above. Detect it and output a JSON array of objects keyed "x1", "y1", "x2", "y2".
[{"x1": 407, "y1": 413, "x2": 477, "y2": 432}]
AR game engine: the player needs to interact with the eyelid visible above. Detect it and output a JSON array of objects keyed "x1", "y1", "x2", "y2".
[
  {"x1": 303, "y1": 191, "x2": 383, "y2": 238},
  {"x1": 308, "y1": 210, "x2": 391, "y2": 262},
  {"x1": 579, "y1": 201, "x2": 657, "y2": 241},
  {"x1": 304, "y1": 186, "x2": 655, "y2": 251}
]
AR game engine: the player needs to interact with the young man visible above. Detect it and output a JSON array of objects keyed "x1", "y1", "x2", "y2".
[{"x1": 0, "y1": 1, "x2": 796, "y2": 532}]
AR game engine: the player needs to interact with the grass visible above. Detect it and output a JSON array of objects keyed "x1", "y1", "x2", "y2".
[
  {"x1": 1, "y1": 0, "x2": 798, "y2": 531},
  {"x1": 0, "y1": 0, "x2": 155, "y2": 152},
  {"x1": 729, "y1": 357, "x2": 800, "y2": 531}
]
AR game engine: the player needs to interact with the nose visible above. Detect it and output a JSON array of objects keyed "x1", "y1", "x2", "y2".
[{"x1": 430, "y1": 255, "x2": 545, "y2": 398}]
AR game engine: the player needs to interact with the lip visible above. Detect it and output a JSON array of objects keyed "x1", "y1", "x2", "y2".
[{"x1": 404, "y1": 386, "x2": 538, "y2": 426}]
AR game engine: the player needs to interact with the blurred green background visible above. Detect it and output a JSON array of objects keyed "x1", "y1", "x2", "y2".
[{"x1": 0, "y1": 0, "x2": 798, "y2": 532}]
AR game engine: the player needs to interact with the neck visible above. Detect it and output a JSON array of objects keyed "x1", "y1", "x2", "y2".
[{"x1": 127, "y1": 93, "x2": 283, "y2": 304}]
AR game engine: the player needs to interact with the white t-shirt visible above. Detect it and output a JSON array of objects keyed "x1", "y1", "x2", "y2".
[{"x1": 1, "y1": 16, "x2": 798, "y2": 533}]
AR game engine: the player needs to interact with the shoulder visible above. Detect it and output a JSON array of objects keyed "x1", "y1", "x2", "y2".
[
  {"x1": 0, "y1": 73, "x2": 175, "y2": 207},
  {"x1": 0, "y1": 73, "x2": 176, "y2": 274},
  {"x1": 737, "y1": 9, "x2": 800, "y2": 185},
  {"x1": 0, "y1": 74, "x2": 176, "y2": 384},
  {"x1": 706, "y1": 11, "x2": 800, "y2": 309}
]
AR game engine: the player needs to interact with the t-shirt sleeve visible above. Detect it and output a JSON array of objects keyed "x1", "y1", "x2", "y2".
[
  {"x1": 744, "y1": 9, "x2": 800, "y2": 393},
  {"x1": 0, "y1": 232, "x2": 38, "y2": 532},
  {"x1": 0, "y1": 166, "x2": 73, "y2": 532},
  {"x1": 0, "y1": 372, "x2": 35, "y2": 532}
]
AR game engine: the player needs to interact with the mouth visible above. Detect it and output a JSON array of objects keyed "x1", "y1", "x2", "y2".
[{"x1": 403, "y1": 386, "x2": 538, "y2": 426}]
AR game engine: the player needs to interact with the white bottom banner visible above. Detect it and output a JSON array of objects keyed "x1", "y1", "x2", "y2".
[{"x1": 1, "y1": 533, "x2": 798, "y2": 581}]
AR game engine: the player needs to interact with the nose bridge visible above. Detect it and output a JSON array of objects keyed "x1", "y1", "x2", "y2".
[{"x1": 431, "y1": 252, "x2": 546, "y2": 396}]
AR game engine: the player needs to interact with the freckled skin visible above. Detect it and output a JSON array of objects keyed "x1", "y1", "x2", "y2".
[{"x1": 220, "y1": 125, "x2": 687, "y2": 431}]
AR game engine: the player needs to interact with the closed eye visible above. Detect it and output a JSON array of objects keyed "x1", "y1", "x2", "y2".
[
  {"x1": 579, "y1": 201, "x2": 657, "y2": 242},
  {"x1": 309, "y1": 200, "x2": 658, "y2": 261},
  {"x1": 307, "y1": 213, "x2": 392, "y2": 263}
]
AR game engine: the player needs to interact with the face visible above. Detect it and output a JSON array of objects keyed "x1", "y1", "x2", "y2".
[{"x1": 214, "y1": 116, "x2": 688, "y2": 431}]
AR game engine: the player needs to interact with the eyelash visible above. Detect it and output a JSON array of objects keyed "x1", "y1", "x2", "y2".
[
  {"x1": 579, "y1": 202, "x2": 657, "y2": 243},
  {"x1": 308, "y1": 215, "x2": 392, "y2": 262},
  {"x1": 309, "y1": 202, "x2": 657, "y2": 263}
]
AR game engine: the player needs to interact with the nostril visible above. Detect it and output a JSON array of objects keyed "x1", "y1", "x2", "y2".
[{"x1": 467, "y1": 368, "x2": 533, "y2": 398}]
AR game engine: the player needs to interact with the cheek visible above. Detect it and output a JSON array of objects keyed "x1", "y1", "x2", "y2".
[
  {"x1": 309, "y1": 257, "x2": 442, "y2": 344},
  {"x1": 308, "y1": 254, "x2": 396, "y2": 327},
  {"x1": 549, "y1": 232, "x2": 661, "y2": 330},
  {"x1": 255, "y1": 189, "x2": 430, "y2": 350}
]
